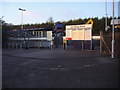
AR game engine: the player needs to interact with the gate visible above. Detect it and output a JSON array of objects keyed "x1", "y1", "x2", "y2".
[{"x1": 100, "y1": 30, "x2": 120, "y2": 59}]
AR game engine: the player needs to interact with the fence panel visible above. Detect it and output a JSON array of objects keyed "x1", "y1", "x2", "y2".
[{"x1": 102, "y1": 32, "x2": 120, "y2": 59}]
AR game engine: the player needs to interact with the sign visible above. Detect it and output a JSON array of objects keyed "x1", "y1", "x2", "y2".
[
  {"x1": 84, "y1": 29, "x2": 92, "y2": 40},
  {"x1": 66, "y1": 29, "x2": 72, "y2": 38},
  {"x1": 66, "y1": 24, "x2": 92, "y2": 40},
  {"x1": 66, "y1": 24, "x2": 92, "y2": 30},
  {"x1": 72, "y1": 30, "x2": 84, "y2": 40},
  {"x1": 63, "y1": 39, "x2": 66, "y2": 43}
]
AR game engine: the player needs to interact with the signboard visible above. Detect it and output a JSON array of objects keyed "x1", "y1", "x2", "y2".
[
  {"x1": 84, "y1": 29, "x2": 92, "y2": 40},
  {"x1": 72, "y1": 30, "x2": 84, "y2": 40},
  {"x1": 66, "y1": 24, "x2": 92, "y2": 40},
  {"x1": 66, "y1": 29, "x2": 72, "y2": 39}
]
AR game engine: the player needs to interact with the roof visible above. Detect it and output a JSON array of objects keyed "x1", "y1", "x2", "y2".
[
  {"x1": 7, "y1": 28, "x2": 54, "y2": 38},
  {"x1": 111, "y1": 19, "x2": 120, "y2": 25},
  {"x1": 23, "y1": 28, "x2": 54, "y2": 31},
  {"x1": 11, "y1": 28, "x2": 54, "y2": 32}
]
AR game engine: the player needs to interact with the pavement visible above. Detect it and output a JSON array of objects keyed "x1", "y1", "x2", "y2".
[{"x1": 2, "y1": 48, "x2": 119, "y2": 88}]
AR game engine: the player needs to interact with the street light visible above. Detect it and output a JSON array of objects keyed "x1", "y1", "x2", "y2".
[
  {"x1": 19, "y1": 8, "x2": 26, "y2": 30},
  {"x1": 105, "y1": 0, "x2": 108, "y2": 31}
]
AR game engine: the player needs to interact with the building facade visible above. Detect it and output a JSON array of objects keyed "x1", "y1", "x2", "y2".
[{"x1": 6, "y1": 28, "x2": 54, "y2": 49}]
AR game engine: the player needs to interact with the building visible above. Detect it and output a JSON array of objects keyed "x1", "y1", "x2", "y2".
[
  {"x1": 111, "y1": 19, "x2": 120, "y2": 29},
  {"x1": 6, "y1": 28, "x2": 54, "y2": 49}
]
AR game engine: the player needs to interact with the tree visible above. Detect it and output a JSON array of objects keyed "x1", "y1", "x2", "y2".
[
  {"x1": 1, "y1": 19, "x2": 14, "y2": 48},
  {"x1": 47, "y1": 17, "x2": 54, "y2": 23}
]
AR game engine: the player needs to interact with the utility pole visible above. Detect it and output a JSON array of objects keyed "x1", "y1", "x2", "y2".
[{"x1": 111, "y1": 0, "x2": 115, "y2": 58}]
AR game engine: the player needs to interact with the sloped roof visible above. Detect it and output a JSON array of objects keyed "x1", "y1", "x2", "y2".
[{"x1": 111, "y1": 19, "x2": 120, "y2": 25}]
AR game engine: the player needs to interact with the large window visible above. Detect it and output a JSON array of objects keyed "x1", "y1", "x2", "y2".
[{"x1": 32, "y1": 31, "x2": 47, "y2": 38}]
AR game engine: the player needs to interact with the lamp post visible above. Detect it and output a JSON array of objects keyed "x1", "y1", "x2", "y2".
[
  {"x1": 105, "y1": 0, "x2": 108, "y2": 31},
  {"x1": 19, "y1": 8, "x2": 28, "y2": 49},
  {"x1": 19, "y1": 8, "x2": 26, "y2": 30},
  {"x1": 111, "y1": 0, "x2": 115, "y2": 58}
]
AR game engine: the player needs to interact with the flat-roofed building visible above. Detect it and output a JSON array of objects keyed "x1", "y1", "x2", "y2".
[{"x1": 6, "y1": 28, "x2": 54, "y2": 49}]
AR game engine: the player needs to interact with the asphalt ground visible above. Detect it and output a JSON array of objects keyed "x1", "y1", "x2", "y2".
[{"x1": 2, "y1": 48, "x2": 119, "y2": 88}]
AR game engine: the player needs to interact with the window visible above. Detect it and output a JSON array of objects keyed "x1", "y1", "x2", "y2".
[
  {"x1": 43, "y1": 31, "x2": 47, "y2": 37},
  {"x1": 39, "y1": 31, "x2": 41, "y2": 37}
]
